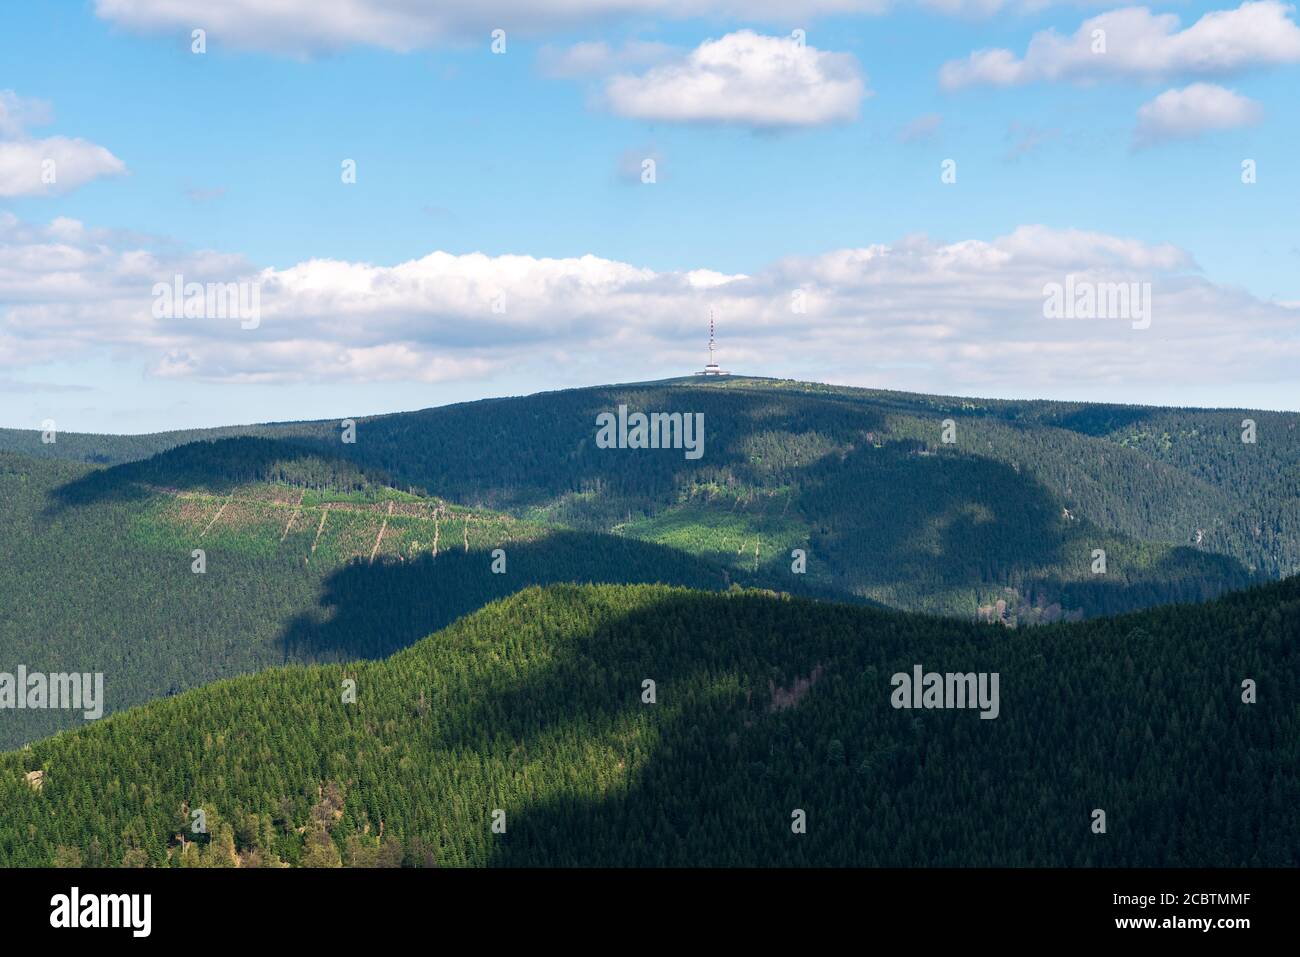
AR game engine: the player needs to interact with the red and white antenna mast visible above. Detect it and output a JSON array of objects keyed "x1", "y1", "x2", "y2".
[
  {"x1": 697, "y1": 309, "x2": 729, "y2": 376},
  {"x1": 708, "y1": 309, "x2": 716, "y2": 367}
]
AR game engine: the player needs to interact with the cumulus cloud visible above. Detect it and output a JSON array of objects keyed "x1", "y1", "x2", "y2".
[
  {"x1": 1134, "y1": 83, "x2": 1263, "y2": 147},
  {"x1": 2, "y1": 215, "x2": 1297, "y2": 399},
  {"x1": 0, "y1": 90, "x2": 126, "y2": 197},
  {"x1": 92, "y1": 0, "x2": 1128, "y2": 56},
  {"x1": 602, "y1": 31, "x2": 868, "y2": 128},
  {"x1": 0, "y1": 137, "x2": 127, "y2": 198},
  {"x1": 919, "y1": 0, "x2": 1036, "y2": 12},
  {"x1": 940, "y1": 1, "x2": 1300, "y2": 88},
  {"x1": 100, "y1": 1, "x2": 1002, "y2": 54}
]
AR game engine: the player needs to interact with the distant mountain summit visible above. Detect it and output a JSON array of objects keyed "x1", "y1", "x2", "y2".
[{"x1": 1, "y1": 377, "x2": 1295, "y2": 746}]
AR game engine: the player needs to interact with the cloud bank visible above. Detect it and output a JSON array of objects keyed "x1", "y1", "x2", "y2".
[
  {"x1": 95, "y1": 1, "x2": 1076, "y2": 54},
  {"x1": 3, "y1": 215, "x2": 1296, "y2": 400},
  {"x1": 940, "y1": 2, "x2": 1300, "y2": 88}
]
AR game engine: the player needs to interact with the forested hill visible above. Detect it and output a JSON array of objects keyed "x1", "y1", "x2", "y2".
[
  {"x1": 5, "y1": 376, "x2": 1293, "y2": 621},
  {"x1": 0, "y1": 444, "x2": 843, "y2": 750},
  {"x1": 3, "y1": 378, "x2": 1295, "y2": 750},
  {"x1": 1, "y1": 578, "x2": 1295, "y2": 867}
]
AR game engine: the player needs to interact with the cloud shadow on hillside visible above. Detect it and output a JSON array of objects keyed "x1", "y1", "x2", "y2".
[
  {"x1": 273, "y1": 529, "x2": 867, "y2": 661},
  {"x1": 43, "y1": 435, "x2": 386, "y2": 516}
]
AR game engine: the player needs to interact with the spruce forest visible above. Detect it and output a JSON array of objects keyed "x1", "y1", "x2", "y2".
[{"x1": 0, "y1": 377, "x2": 1296, "y2": 867}]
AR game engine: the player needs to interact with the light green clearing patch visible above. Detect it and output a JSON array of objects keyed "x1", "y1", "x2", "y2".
[
  {"x1": 618, "y1": 503, "x2": 809, "y2": 573},
  {"x1": 129, "y1": 482, "x2": 548, "y2": 565}
]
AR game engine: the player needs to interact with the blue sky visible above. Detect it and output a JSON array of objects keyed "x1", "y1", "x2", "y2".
[{"x1": 1, "y1": 1, "x2": 1297, "y2": 431}]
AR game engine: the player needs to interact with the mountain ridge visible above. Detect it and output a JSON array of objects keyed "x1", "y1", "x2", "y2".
[
  {"x1": 2, "y1": 576, "x2": 1295, "y2": 867},
  {"x1": 2, "y1": 375, "x2": 1295, "y2": 747}
]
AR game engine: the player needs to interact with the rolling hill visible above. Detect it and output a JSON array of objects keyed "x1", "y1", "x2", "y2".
[
  {"x1": 2, "y1": 376, "x2": 1295, "y2": 748},
  {"x1": 1, "y1": 578, "x2": 1295, "y2": 867},
  {"x1": 0, "y1": 439, "x2": 838, "y2": 749}
]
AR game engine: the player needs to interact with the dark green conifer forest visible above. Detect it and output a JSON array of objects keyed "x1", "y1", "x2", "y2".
[
  {"x1": 0, "y1": 378, "x2": 1296, "y2": 866},
  {"x1": 1, "y1": 579, "x2": 1295, "y2": 867}
]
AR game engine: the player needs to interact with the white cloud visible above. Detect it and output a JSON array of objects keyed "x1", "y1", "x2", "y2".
[
  {"x1": 1134, "y1": 83, "x2": 1263, "y2": 147},
  {"x1": 94, "y1": 0, "x2": 898, "y2": 54},
  {"x1": 602, "y1": 31, "x2": 868, "y2": 128},
  {"x1": 940, "y1": 1, "x2": 1300, "y2": 88},
  {"x1": 2, "y1": 216, "x2": 1297, "y2": 400},
  {"x1": 919, "y1": 0, "x2": 1031, "y2": 12},
  {"x1": 92, "y1": 0, "x2": 1127, "y2": 56},
  {"x1": 0, "y1": 90, "x2": 126, "y2": 197},
  {"x1": 0, "y1": 137, "x2": 127, "y2": 198}
]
